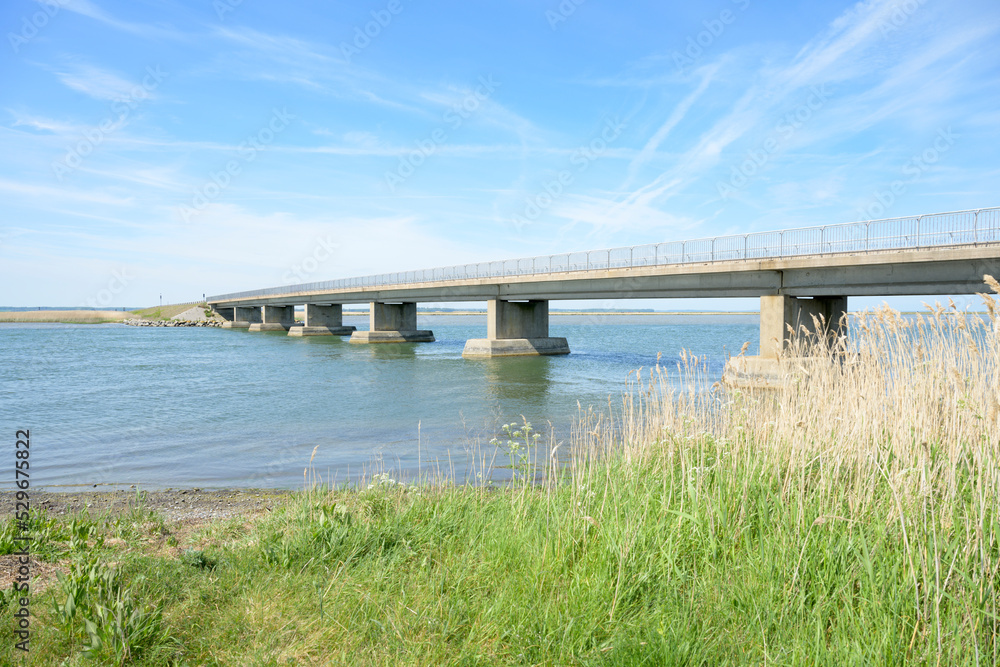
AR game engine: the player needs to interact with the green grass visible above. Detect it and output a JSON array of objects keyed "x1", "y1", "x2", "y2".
[
  {"x1": 5, "y1": 442, "x2": 996, "y2": 665},
  {"x1": 129, "y1": 303, "x2": 205, "y2": 321}
]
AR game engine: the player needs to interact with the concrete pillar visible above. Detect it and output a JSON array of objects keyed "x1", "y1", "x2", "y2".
[
  {"x1": 307, "y1": 304, "x2": 342, "y2": 328},
  {"x1": 224, "y1": 305, "x2": 260, "y2": 329},
  {"x1": 349, "y1": 302, "x2": 434, "y2": 343},
  {"x1": 759, "y1": 295, "x2": 795, "y2": 359},
  {"x1": 463, "y1": 299, "x2": 570, "y2": 357},
  {"x1": 250, "y1": 305, "x2": 295, "y2": 331},
  {"x1": 759, "y1": 295, "x2": 846, "y2": 358},
  {"x1": 372, "y1": 301, "x2": 417, "y2": 331},
  {"x1": 724, "y1": 295, "x2": 847, "y2": 388},
  {"x1": 213, "y1": 307, "x2": 235, "y2": 321},
  {"x1": 488, "y1": 300, "x2": 550, "y2": 338},
  {"x1": 288, "y1": 304, "x2": 357, "y2": 337},
  {"x1": 236, "y1": 306, "x2": 262, "y2": 322}
]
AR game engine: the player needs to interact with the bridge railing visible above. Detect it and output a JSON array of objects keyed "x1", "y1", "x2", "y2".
[{"x1": 208, "y1": 207, "x2": 1000, "y2": 302}]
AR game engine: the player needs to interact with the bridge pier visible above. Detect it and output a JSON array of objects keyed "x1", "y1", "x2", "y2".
[
  {"x1": 223, "y1": 305, "x2": 260, "y2": 329},
  {"x1": 463, "y1": 299, "x2": 570, "y2": 357},
  {"x1": 289, "y1": 304, "x2": 357, "y2": 336},
  {"x1": 349, "y1": 302, "x2": 434, "y2": 343},
  {"x1": 249, "y1": 305, "x2": 295, "y2": 331},
  {"x1": 759, "y1": 295, "x2": 846, "y2": 358},
  {"x1": 724, "y1": 295, "x2": 847, "y2": 387},
  {"x1": 214, "y1": 307, "x2": 236, "y2": 325}
]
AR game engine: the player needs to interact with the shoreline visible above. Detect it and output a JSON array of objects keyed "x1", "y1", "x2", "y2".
[{"x1": 0, "y1": 487, "x2": 293, "y2": 523}]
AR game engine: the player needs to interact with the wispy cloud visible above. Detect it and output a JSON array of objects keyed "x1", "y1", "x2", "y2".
[
  {"x1": 419, "y1": 85, "x2": 541, "y2": 140},
  {"x1": 207, "y1": 27, "x2": 381, "y2": 100},
  {"x1": 589, "y1": 0, "x2": 996, "y2": 233},
  {"x1": 46, "y1": 61, "x2": 143, "y2": 101},
  {"x1": 9, "y1": 111, "x2": 84, "y2": 135},
  {"x1": 621, "y1": 64, "x2": 719, "y2": 189},
  {"x1": 0, "y1": 177, "x2": 134, "y2": 206},
  {"x1": 57, "y1": 0, "x2": 186, "y2": 40},
  {"x1": 208, "y1": 26, "x2": 445, "y2": 115},
  {"x1": 551, "y1": 192, "x2": 698, "y2": 240}
]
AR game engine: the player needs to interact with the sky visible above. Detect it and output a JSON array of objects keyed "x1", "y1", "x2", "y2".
[{"x1": 1, "y1": 0, "x2": 998, "y2": 310}]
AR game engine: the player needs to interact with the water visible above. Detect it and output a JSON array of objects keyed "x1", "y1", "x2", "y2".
[{"x1": 0, "y1": 314, "x2": 758, "y2": 490}]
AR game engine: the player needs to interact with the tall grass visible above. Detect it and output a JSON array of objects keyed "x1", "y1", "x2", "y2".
[{"x1": 598, "y1": 281, "x2": 1000, "y2": 663}]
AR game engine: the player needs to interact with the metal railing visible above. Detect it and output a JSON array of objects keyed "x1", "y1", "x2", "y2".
[{"x1": 208, "y1": 207, "x2": 1000, "y2": 302}]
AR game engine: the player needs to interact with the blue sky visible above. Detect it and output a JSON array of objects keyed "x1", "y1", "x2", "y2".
[{"x1": 1, "y1": 0, "x2": 998, "y2": 310}]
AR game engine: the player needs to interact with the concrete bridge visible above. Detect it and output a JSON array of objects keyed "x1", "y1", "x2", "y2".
[{"x1": 207, "y1": 208, "x2": 1000, "y2": 364}]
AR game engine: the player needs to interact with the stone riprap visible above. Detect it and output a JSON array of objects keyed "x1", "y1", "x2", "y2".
[{"x1": 124, "y1": 319, "x2": 222, "y2": 328}]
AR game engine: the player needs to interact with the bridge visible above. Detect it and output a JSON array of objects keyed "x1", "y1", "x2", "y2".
[{"x1": 207, "y1": 208, "x2": 1000, "y2": 364}]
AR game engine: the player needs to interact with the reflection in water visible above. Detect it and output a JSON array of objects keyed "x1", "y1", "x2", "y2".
[
  {"x1": 480, "y1": 355, "x2": 554, "y2": 402},
  {"x1": 362, "y1": 342, "x2": 419, "y2": 360}
]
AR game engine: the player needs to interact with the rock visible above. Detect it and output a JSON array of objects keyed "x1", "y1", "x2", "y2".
[{"x1": 123, "y1": 317, "x2": 223, "y2": 328}]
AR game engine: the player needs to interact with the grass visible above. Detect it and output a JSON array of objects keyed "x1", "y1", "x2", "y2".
[
  {"x1": 0, "y1": 310, "x2": 131, "y2": 323},
  {"x1": 0, "y1": 302, "x2": 209, "y2": 323},
  {"x1": 5, "y1": 283, "x2": 999, "y2": 665},
  {"x1": 128, "y1": 303, "x2": 206, "y2": 321}
]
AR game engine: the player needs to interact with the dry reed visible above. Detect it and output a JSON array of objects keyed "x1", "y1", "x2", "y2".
[{"x1": 566, "y1": 279, "x2": 1000, "y2": 659}]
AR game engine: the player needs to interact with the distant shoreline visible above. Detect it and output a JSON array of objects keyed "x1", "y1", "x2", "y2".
[{"x1": 0, "y1": 309, "x2": 132, "y2": 323}]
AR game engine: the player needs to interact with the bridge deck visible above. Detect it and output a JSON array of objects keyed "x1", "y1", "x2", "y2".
[
  {"x1": 208, "y1": 244, "x2": 999, "y2": 307},
  {"x1": 208, "y1": 208, "x2": 1000, "y2": 307}
]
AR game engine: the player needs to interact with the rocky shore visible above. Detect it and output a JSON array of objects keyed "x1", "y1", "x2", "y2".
[{"x1": 124, "y1": 318, "x2": 223, "y2": 327}]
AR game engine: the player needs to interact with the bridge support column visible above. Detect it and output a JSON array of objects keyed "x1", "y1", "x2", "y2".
[
  {"x1": 224, "y1": 305, "x2": 260, "y2": 329},
  {"x1": 463, "y1": 299, "x2": 570, "y2": 357},
  {"x1": 724, "y1": 295, "x2": 847, "y2": 387},
  {"x1": 288, "y1": 304, "x2": 357, "y2": 336},
  {"x1": 250, "y1": 305, "x2": 295, "y2": 331},
  {"x1": 349, "y1": 302, "x2": 434, "y2": 343},
  {"x1": 759, "y1": 295, "x2": 846, "y2": 358}
]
